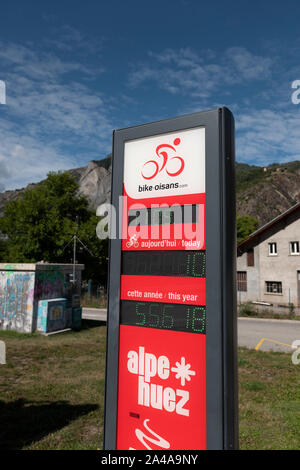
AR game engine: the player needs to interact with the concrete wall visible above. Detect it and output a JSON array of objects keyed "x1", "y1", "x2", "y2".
[
  {"x1": 0, "y1": 265, "x2": 35, "y2": 333},
  {"x1": 32, "y1": 265, "x2": 81, "y2": 331},
  {"x1": 237, "y1": 247, "x2": 260, "y2": 303},
  {"x1": 237, "y1": 217, "x2": 300, "y2": 307},
  {"x1": 258, "y1": 218, "x2": 300, "y2": 306},
  {"x1": 0, "y1": 263, "x2": 84, "y2": 333}
]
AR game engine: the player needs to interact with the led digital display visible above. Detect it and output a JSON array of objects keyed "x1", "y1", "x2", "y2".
[
  {"x1": 128, "y1": 204, "x2": 199, "y2": 226},
  {"x1": 122, "y1": 250, "x2": 206, "y2": 277},
  {"x1": 120, "y1": 300, "x2": 206, "y2": 334}
]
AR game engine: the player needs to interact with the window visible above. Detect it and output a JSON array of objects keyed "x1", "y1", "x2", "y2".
[
  {"x1": 290, "y1": 241, "x2": 300, "y2": 255},
  {"x1": 247, "y1": 248, "x2": 254, "y2": 266},
  {"x1": 268, "y1": 242, "x2": 277, "y2": 256},
  {"x1": 266, "y1": 281, "x2": 282, "y2": 294},
  {"x1": 237, "y1": 271, "x2": 247, "y2": 291}
]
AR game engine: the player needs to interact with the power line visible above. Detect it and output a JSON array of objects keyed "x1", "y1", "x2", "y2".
[{"x1": 62, "y1": 216, "x2": 95, "y2": 284}]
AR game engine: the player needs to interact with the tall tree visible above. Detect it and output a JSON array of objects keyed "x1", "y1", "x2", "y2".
[
  {"x1": 0, "y1": 171, "x2": 107, "y2": 282},
  {"x1": 237, "y1": 214, "x2": 259, "y2": 244}
]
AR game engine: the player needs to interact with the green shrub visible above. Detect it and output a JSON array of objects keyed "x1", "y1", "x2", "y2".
[{"x1": 239, "y1": 302, "x2": 257, "y2": 317}]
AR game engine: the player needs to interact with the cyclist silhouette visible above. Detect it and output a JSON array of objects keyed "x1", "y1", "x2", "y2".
[{"x1": 142, "y1": 138, "x2": 184, "y2": 180}]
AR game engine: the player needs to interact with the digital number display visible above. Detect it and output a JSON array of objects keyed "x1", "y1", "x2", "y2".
[
  {"x1": 128, "y1": 204, "x2": 199, "y2": 226},
  {"x1": 122, "y1": 250, "x2": 206, "y2": 277},
  {"x1": 120, "y1": 300, "x2": 206, "y2": 334}
]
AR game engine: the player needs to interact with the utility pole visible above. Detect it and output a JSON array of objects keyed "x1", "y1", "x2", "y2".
[
  {"x1": 73, "y1": 216, "x2": 78, "y2": 285},
  {"x1": 62, "y1": 216, "x2": 94, "y2": 285}
]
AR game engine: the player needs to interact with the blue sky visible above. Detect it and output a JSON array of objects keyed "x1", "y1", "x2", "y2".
[{"x1": 1, "y1": 0, "x2": 300, "y2": 191}]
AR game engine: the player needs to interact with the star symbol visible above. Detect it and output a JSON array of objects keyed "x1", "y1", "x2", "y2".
[{"x1": 171, "y1": 357, "x2": 196, "y2": 386}]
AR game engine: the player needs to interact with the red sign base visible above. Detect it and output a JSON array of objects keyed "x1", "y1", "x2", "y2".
[{"x1": 116, "y1": 325, "x2": 206, "y2": 450}]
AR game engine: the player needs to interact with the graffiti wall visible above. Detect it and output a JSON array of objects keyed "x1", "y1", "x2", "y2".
[
  {"x1": 32, "y1": 266, "x2": 81, "y2": 331},
  {"x1": 37, "y1": 298, "x2": 68, "y2": 333},
  {"x1": 0, "y1": 270, "x2": 35, "y2": 333},
  {"x1": 35, "y1": 269, "x2": 70, "y2": 300},
  {"x1": 0, "y1": 263, "x2": 84, "y2": 333}
]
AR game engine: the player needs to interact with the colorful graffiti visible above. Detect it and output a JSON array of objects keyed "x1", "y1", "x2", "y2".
[
  {"x1": 37, "y1": 299, "x2": 68, "y2": 333},
  {"x1": 0, "y1": 265, "x2": 83, "y2": 333},
  {"x1": 0, "y1": 271, "x2": 35, "y2": 333},
  {"x1": 34, "y1": 269, "x2": 78, "y2": 302}
]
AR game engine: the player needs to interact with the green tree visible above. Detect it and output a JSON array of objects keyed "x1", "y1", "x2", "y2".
[
  {"x1": 0, "y1": 238, "x2": 8, "y2": 262},
  {"x1": 237, "y1": 214, "x2": 259, "y2": 244},
  {"x1": 0, "y1": 171, "x2": 107, "y2": 282}
]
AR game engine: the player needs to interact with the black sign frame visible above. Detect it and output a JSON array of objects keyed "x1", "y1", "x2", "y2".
[{"x1": 103, "y1": 107, "x2": 238, "y2": 450}]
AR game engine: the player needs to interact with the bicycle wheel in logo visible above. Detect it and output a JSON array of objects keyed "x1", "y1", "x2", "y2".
[
  {"x1": 126, "y1": 235, "x2": 139, "y2": 248},
  {"x1": 141, "y1": 138, "x2": 185, "y2": 180}
]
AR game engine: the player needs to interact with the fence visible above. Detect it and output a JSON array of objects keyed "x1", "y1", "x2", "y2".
[{"x1": 81, "y1": 280, "x2": 107, "y2": 308}]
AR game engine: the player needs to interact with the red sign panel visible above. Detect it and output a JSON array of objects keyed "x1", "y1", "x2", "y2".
[
  {"x1": 116, "y1": 127, "x2": 206, "y2": 450},
  {"x1": 117, "y1": 326, "x2": 206, "y2": 450},
  {"x1": 121, "y1": 275, "x2": 206, "y2": 306}
]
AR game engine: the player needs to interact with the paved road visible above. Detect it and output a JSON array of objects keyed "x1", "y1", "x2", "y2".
[
  {"x1": 238, "y1": 317, "x2": 300, "y2": 352},
  {"x1": 82, "y1": 308, "x2": 300, "y2": 353}
]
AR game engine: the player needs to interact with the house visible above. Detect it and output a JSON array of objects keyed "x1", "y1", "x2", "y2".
[{"x1": 237, "y1": 202, "x2": 300, "y2": 308}]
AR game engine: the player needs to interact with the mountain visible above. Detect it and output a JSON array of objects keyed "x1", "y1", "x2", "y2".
[
  {"x1": 0, "y1": 156, "x2": 299, "y2": 226},
  {"x1": 235, "y1": 161, "x2": 300, "y2": 224},
  {"x1": 0, "y1": 156, "x2": 112, "y2": 219}
]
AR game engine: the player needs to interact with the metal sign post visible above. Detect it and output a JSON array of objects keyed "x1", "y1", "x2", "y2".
[{"x1": 104, "y1": 107, "x2": 238, "y2": 450}]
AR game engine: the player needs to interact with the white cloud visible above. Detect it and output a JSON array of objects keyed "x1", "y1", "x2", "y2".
[
  {"x1": 0, "y1": 40, "x2": 105, "y2": 83},
  {"x1": 44, "y1": 24, "x2": 106, "y2": 55},
  {"x1": 225, "y1": 47, "x2": 273, "y2": 80},
  {"x1": 0, "y1": 120, "x2": 77, "y2": 189},
  {"x1": 128, "y1": 46, "x2": 300, "y2": 166},
  {"x1": 0, "y1": 39, "x2": 113, "y2": 191},
  {"x1": 128, "y1": 46, "x2": 274, "y2": 98},
  {"x1": 236, "y1": 108, "x2": 300, "y2": 164}
]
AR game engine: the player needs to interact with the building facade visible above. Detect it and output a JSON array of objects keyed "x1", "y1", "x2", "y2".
[{"x1": 237, "y1": 203, "x2": 300, "y2": 308}]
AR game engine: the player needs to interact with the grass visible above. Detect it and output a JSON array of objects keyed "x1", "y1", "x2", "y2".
[
  {"x1": 81, "y1": 293, "x2": 107, "y2": 309},
  {"x1": 238, "y1": 347, "x2": 300, "y2": 449},
  {"x1": 0, "y1": 321, "x2": 106, "y2": 450},
  {"x1": 0, "y1": 327, "x2": 299, "y2": 450},
  {"x1": 238, "y1": 302, "x2": 300, "y2": 321}
]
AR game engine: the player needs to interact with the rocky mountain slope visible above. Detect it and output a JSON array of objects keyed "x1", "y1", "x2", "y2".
[
  {"x1": 0, "y1": 157, "x2": 299, "y2": 226},
  {"x1": 235, "y1": 161, "x2": 300, "y2": 225},
  {"x1": 0, "y1": 156, "x2": 112, "y2": 218}
]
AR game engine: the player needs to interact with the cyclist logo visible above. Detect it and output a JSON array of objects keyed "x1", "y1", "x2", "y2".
[
  {"x1": 126, "y1": 234, "x2": 139, "y2": 249},
  {"x1": 141, "y1": 138, "x2": 185, "y2": 180}
]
